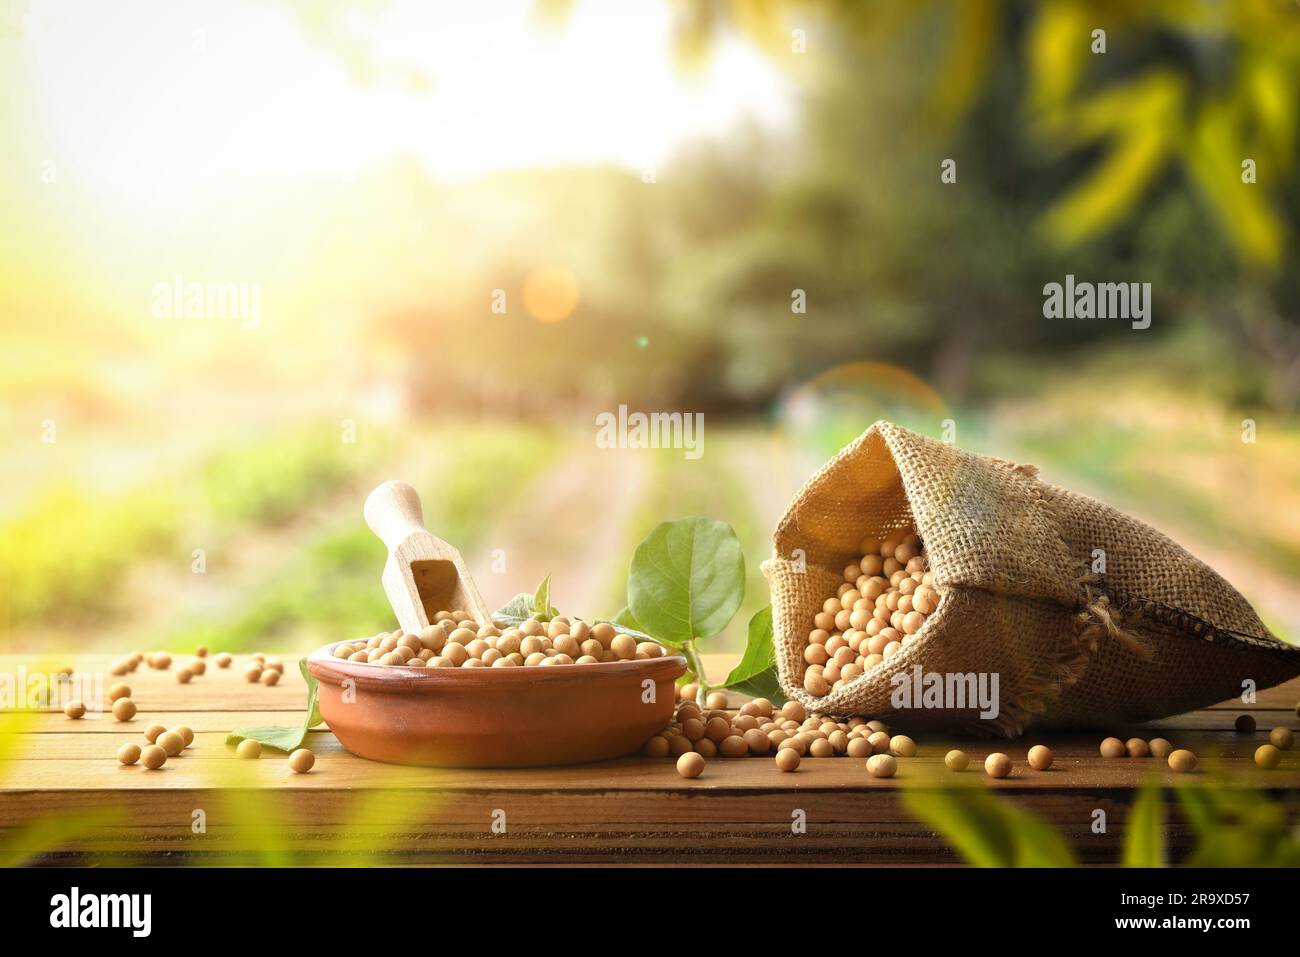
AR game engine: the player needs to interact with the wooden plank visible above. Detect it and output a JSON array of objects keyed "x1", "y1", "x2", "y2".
[
  {"x1": 0, "y1": 654, "x2": 306, "y2": 712},
  {"x1": 25, "y1": 711, "x2": 314, "y2": 734},
  {"x1": 0, "y1": 779, "x2": 1216, "y2": 865},
  {"x1": 4, "y1": 733, "x2": 1299, "y2": 787},
  {"x1": 1138, "y1": 709, "x2": 1296, "y2": 732},
  {"x1": 2, "y1": 653, "x2": 1298, "y2": 866},
  {"x1": 0, "y1": 809, "x2": 1195, "y2": 866}
]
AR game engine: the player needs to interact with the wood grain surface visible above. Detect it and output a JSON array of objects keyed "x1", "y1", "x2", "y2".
[{"x1": 2, "y1": 653, "x2": 1297, "y2": 865}]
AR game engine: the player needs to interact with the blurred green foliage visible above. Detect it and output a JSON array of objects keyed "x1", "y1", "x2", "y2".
[
  {"x1": 1176, "y1": 779, "x2": 1300, "y2": 866},
  {"x1": 0, "y1": 425, "x2": 391, "y2": 629},
  {"x1": 159, "y1": 425, "x2": 556, "y2": 653},
  {"x1": 517, "y1": 0, "x2": 1300, "y2": 409},
  {"x1": 901, "y1": 783, "x2": 1080, "y2": 866},
  {"x1": 904, "y1": 773, "x2": 1299, "y2": 868}
]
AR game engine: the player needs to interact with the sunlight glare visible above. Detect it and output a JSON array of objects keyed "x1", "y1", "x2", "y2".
[{"x1": 21, "y1": 0, "x2": 794, "y2": 214}]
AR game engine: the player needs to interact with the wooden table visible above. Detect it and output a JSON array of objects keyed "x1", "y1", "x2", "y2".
[{"x1": 2, "y1": 654, "x2": 1297, "y2": 865}]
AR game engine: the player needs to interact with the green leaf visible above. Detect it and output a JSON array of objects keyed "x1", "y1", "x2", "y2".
[
  {"x1": 902, "y1": 789, "x2": 1014, "y2": 867},
  {"x1": 1004, "y1": 804, "x2": 1079, "y2": 867},
  {"x1": 723, "y1": 606, "x2": 786, "y2": 704},
  {"x1": 610, "y1": 605, "x2": 676, "y2": 648},
  {"x1": 227, "y1": 657, "x2": 322, "y2": 753},
  {"x1": 901, "y1": 787, "x2": 1078, "y2": 868},
  {"x1": 493, "y1": 592, "x2": 536, "y2": 625},
  {"x1": 494, "y1": 577, "x2": 559, "y2": 626},
  {"x1": 0, "y1": 808, "x2": 124, "y2": 867},
  {"x1": 224, "y1": 723, "x2": 309, "y2": 753},
  {"x1": 1175, "y1": 782, "x2": 1292, "y2": 866},
  {"x1": 1173, "y1": 785, "x2": 1215, "y2": 838},
  {"x1": 611, "y1": 605, "x2": 642, "y2": 630},
  {"x1": 627, "y1": 517, "x2": 745, "y2": 645},
  {"x1": 303, "y1": 656, "x2": 322, "y2": 728},
  {"x1": 532, "y1": 574, "x2": 557, "y2": 619},
  {"x1": 1121, "y1": 777, "x2": 1165, "y2": 868}
]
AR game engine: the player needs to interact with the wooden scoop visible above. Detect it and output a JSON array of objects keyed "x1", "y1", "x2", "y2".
[{"x1": 363, "y1": 480, "x2": 491, "y2": 635}]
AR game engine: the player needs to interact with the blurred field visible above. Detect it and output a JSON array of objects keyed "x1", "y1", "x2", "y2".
[
  {"x1": 2, "y1": 1, "x2": 1299, "y2": 656},
  {"x1": 4, "y1": 381, "x2": 1297, "y2": 659}
]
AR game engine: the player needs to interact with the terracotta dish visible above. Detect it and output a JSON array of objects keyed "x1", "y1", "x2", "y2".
[{"x1": 307, "y1": 643, "x2": 687, "y2": 768}]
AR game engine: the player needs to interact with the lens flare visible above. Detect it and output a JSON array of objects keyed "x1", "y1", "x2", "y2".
[
  {"x1": 522, "y1": 266, "x2": 580, "y2": 323},
  {"x1": 777, "y1": 361, "x2": 947, "y2": 453}
]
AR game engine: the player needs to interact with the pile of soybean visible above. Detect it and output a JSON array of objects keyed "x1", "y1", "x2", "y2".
[
  {"x1": 801, "y1": 529, "x2": 940, "y2": 696},
  {"x1": 333, "y1": 611, "x2": 668, "y2": 668},
  {"x1": 646, "y1": 691, "x2": 920, "y2": 779}
]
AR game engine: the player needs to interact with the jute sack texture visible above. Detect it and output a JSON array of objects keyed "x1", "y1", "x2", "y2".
[{"x1": 762, "y1": 421, "x2": 1300, "y2": 736}]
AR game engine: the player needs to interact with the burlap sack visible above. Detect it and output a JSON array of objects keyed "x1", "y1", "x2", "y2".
[{"x1": 762, "y1": 421, "x2": 1300, "y2": 736}]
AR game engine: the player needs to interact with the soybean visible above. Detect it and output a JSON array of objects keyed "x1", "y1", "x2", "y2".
[
  {"x1": 889, "y1": 734, "x2": 917, "y2": 758},
  {"x1": 1125, "y1": 738, "x2": 1150, "y2": 758},
  {"x1": 721, "y1": 735, "x2": 750, "y2": 758},
  {"x1": 1027, "y1": 745, "x2": 1053, "y2": 770},
  {"x1": 140, "y1": 745, "x2": 167, "y2": 770},
  {"x1": 118, "y1": 743, "x2": 142, "y2": 766},
  {"x1": 846, "y1": 737, "x2": 873, "y2": 758},
  {"x1": 1254, "y1": 744, "x2": 1282, "y2": 769},
  {"x1": 64, "y1": 701, "x2": 86, "y2": 720},
  {"x1": 944, "y1": 749, "x2": 969, "y2": 771},
  {"x1": 1269, "y1": 727, "x2": 1294, "y2": 750},
  {"x1": 775, "y1": 748, "x2": 800, "y2": 772},
  {"x1": 676, "y1": 752, "x2": 705, "y2": 779},
  {"x1": 984, "y1": 753, "x2": 1011, "y2": 778},
  {"x1": 236, "y1": 739, "x2": 262, "y2": 760},
  {"x1": 112, "y1": 698, "x2": 137, "y2": 722},
  {"x1": 802, "y1": 528, "x2": 940, "y2": 695},
  {"x1": 866, "y1": 754, "x2": 897, "y2": 778},
  {"x1": 1167, "y1": 749, "x2": 1197, "y2": 773},
  {"x1": 809, "y1": 738, "x2": 834, "y2": 758},
  {"x1": 1099, "y1": 737, "x2": 1126, "y2": 758},
  {"x1": 289, "y1": 749, "x2": 315, "y2": 773}
]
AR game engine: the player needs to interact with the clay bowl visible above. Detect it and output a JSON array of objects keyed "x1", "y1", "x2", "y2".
[{"x1": 307, "y1": 642, "x2": 687, "y2": 768}]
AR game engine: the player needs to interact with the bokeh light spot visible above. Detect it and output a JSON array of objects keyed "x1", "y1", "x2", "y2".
[
  {"x1": 776, "y1": 361, "x2": 950, "y2": 462},
  {"x1": 522, "y1": 267, "x2": 580, "y2": 323}
]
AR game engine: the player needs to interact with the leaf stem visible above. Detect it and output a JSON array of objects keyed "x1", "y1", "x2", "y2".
[{"x1": 682, "y1": 639, "x2": 713, "y2": 705}]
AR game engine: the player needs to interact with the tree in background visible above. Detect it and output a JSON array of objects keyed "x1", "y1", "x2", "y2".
[{"x1": 662, "y1": 0, "x2": 1300, "y2": 407}]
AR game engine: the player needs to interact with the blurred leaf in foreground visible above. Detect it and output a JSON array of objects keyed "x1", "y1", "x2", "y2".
[
  {"x1": 1121, "y1": 776, "x2": 1165, "y2": 868},
  {"x1": 902, "y1": 786, "x2": 1078, "y2": 868},
  {"x1": 1175, "y1": 782, "x2": 1300, "y2": 868},
  {"x1": 0, "y1": 809, "x2": 124, "y2": 867}
]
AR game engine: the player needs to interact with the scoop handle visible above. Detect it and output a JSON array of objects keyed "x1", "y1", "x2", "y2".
[{"x1": 364, "y1": 480, "x2": 427, "y2": 550}]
